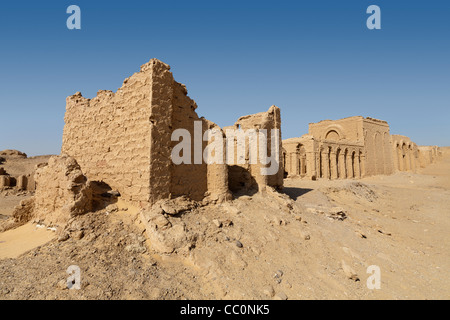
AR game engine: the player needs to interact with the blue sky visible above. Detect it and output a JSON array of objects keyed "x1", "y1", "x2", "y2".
[{"x1": 0, "y1": 0, "x2": 449, "y2": 156}]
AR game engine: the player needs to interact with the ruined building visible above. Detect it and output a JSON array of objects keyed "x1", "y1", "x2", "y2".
[
  {"x1": 391, "y1": 135, "x2": 419, "y2": 173},
  {"x1": 283, "y1": 116, "x2": 441, "y2": 180},
  {"x1": 61, "y1": 59, "x2": 283, "y2": 208},
  {"x1": 224, "y1": 106, "x2": 283, "y2": 194},
  {"x1": 0, "y1": 150, "x2": 44, "y2": 191}
]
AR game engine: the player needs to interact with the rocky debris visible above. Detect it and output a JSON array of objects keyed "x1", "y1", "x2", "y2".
[
  {"x1": 262, "y1": 285, "x2": 275, "y2": 298},
  {"x1": 274, "y1": 269, "x2": 283, "y2": 278},
  {"x1": 140, "y1": 207, "x2": 196, "y2": 254},
  {"x1": 222, "y1": 219, "x2": 233, "y2": 227},
  {"x1": 57, "y1": 279, "x2": 68, "y2": 290},
  {"x1": 265, "y1": 187, "x2": 300, "y2": 215},
  {"x1": 273, "y1": 269, "x2": 283, "y2": 284},
  {"x1": 57, "y1": 232, "x2": 70, "y2": 242},
  {"x1": 229, "y1": 250, "x2": 247, "y2": 269},
  {"x1": 327, "y1": 207, "x2": 347, "y2": 221},
  {"x1": 212, "y1": 219, "x2": 222, "y2": 228},
  {"x1": 154, "y1": 196, "x2": 198, "y2": 216},
  {"x1": 377, "y1": 229, "x2": 392, "y2": 236},
  {"x1": 300, "y1": 231, "x2": 310, "y2": 240},
  {"x1": 73, "y1": 230, "x2": 85, "y2": 240},
  {"x1": 341, "y1": 260, "x2": 359, "y2": 281},
  {"x1": 355, "y1": 230, "x2": 367, "y2": 239},
  {"x1": 235, "y1": 240, "x2": 243, "y2": 248},
  {"x1": 325, "y1": 182, "x2": 378, "y2": 203},
  {"x1": 12, "y1": 198, "x2": 35, "y2": 224},
  {"x1": 305, "y1": 205, "x2": 347, "y2": 221},
  {"x1": 270, "y1": 216, "x2": 288, "y2": 226},
  {"x1": 0, "y1": 197, "x2": 35, "y2": 232},
  {"x1": 0, "y1": 167, "x2": 6, "y2": 175},
  {"x1": 220, "y1": 203, "x2": 241, "y2": 216},
  {"x1": 105, "y1": 203, "x2": 118, "y2": 215},
  {"x1": 125, "y1": 243, "x2": 147, "y2": 254}
]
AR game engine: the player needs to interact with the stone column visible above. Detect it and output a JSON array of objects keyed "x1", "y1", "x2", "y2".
[
  {"x1": 296, "y1": 152, "x2": 301, "y2": 175},
  {"x1": 354, "y1": 154, "x2": 361, "y2": 179},
  {"x1": 346, "y1": 153, "x2": 353, "y2": 179},
  {"x1": 360, "y1": 153, "x2": 366, "y2": 177},
  {"x1": 306, "y1": 152, "x2": 316, "y2": 180},
  {"x1": 322, "y1": 151, "x2": 329, "y2": 180},
  {"x1": 339, "y1": 152, "x2": 346, "y2": 179},
  {"x1": 330, "y1": 151, "x2": 338, "y2": 180},
  {"x1": 411, "y1": 151, "x2": 417, "y2": 173},
  {"x1": 17, "y1": 175, "x2": 28, "y2": 190},
  {"x1": 0, "y1": 175, "x2": 10, "y2": 188},
  {"x1": 405, "y1": 150, "x2": 411, "y2": 171},
  {"x1": 398, "y1": 147, "x2": 404, "y2": 171}
]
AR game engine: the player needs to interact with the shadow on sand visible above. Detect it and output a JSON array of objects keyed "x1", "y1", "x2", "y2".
[{"x1": 281, "y1": 187, "x2": 313, "y2": 200}]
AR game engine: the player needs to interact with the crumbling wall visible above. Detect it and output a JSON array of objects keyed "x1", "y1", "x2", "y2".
[
  {"x1": 168, "y1": 81, "x2": 208, "y2": 202},
  {"x1": 225, "y1": 105, "x2": 283, "y2": 192},
  {"x1": 361, "y1": 118, "x2": 394, "y2": 177},
  {"x1": 33, "y1": 155, "x2": 93, "y2": 227},
  {"x1": 62, "y1": 62, "x2": 154, "y2": 206},
  {"x1": 391, "y1": 135, "x2": 418, "y2": 172},
  {"x1": 62, "y1": 59, "x2": 230, "y2": 207},
  {"x1": 283, "y1": 136, "x2": 318, "y2": 180},
  {"x1": 417, "y1": 145, "x2": 441, "y2": 168}
]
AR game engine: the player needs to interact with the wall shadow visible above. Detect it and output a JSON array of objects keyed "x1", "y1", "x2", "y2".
[
  {"x1": 228, "y1": 165, "x2": 258, "y2": 197},
  {"x1": 282, "y1": 187, "x2": 313, "y2": 200},
  {"x1": 90, "y1": 181, "x2": 119, "y2": 211}
]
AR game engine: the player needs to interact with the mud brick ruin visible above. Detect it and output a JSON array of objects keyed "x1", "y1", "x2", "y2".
[
  {"x1": 0, "y1": 150, "x2": 37, "y2": 191},
  {"x1": 2, "y1": 58, "x2": 444, "y2": 252},
  {"x1": 61, "y1": 59, "x2": 282, "y2": 208},
  {"x1": 2, "y1": 58, "x2": 443, "y2": 205},
  {"x1": 224, "y1": 106, "x2": 284, "y2": 194},
  {"x1": 283, "y1": 116, "x2": 442, "y2": 180}
]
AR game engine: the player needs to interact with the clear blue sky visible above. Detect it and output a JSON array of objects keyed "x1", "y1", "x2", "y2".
[{"x1": 0, "y1": 0, "x2": 449, "y2": 156}]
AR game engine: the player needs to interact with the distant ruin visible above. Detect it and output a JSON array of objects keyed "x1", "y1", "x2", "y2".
[
  {"x1": 0, "y1": 150, "x2": 43, "y2": 192},
  {"x1": 283, "y1": 116, "x2": 442, "y2": 180}
]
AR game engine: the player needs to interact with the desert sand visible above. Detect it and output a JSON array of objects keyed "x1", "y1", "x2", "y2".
[{"x1": 0, "y1": 149, "x2": 448, "y2": 300}]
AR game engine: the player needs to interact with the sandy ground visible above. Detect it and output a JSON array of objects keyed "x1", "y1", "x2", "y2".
[
  {"x1": 0, "y1": 153, "x2": 448, "y2": 300},
  {"x1": 0, "y1": 223, "x2": 55, "y2": 259}
]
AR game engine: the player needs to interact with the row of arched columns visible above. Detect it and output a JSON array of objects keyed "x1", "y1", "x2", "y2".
[
  {"x1": 393, "y1": 141, "x2": 417, "y2": 172},
  {"x1": 318, "y1": 145, "x2": 365, "y2": 180}
]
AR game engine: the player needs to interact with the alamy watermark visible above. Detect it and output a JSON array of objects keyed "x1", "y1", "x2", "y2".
[
  {"x1": 366, "y1": 265, "x2": 381, "y2": 289},
  {"x1": 171, "y1": 121, "x2": 281, "y2": 176},
  {"x1": 66, "y1": 5, "x2": 380, "y2": 31},
  {"x1": 66, "y1": 5, "x2": 81, "y2": 30},
  {"x1": 367, "y1": 5, "x2": 381, "y2": 30},
  {"x1": 66, "y1": 265, "x2": 81, "y2": 290}
]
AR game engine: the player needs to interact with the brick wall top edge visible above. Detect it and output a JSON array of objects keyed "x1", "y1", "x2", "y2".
[
  {"x1": 234, "y1": 105, "x2": 280, "y2": 125},
  {"x1": 65, "y1": 58, "x2": 171, "y2": 105}
]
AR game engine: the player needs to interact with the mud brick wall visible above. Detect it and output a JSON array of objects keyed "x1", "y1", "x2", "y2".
[
  {"x1": 62, "y1": 59, "x2": 230, "y2": 207},
  {"x1": 62, "y1": 60, "x2": 157, "y2": 206},
  {"x1": 226, "y1": 105, "x2": 284, "y2": 192}
]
